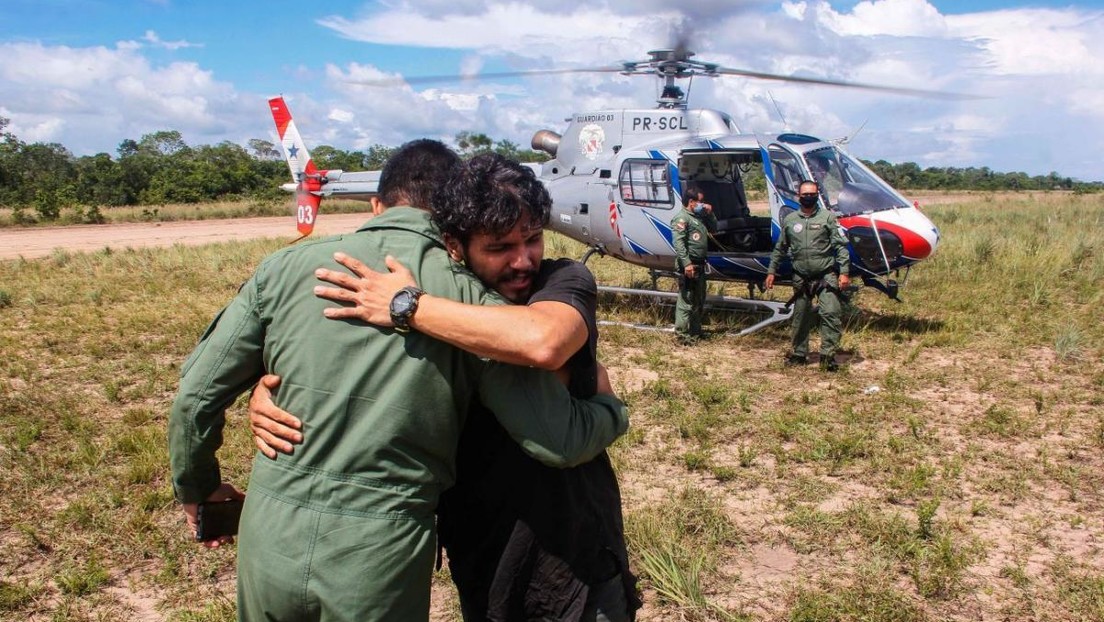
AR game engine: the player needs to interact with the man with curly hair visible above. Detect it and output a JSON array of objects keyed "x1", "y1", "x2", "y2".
[
  {"x1": 251, "y1": 154, "x2": 640, "y2": 621},
  {"x1": 169, "y1": 142, "x2": 629, "y2": 622}
]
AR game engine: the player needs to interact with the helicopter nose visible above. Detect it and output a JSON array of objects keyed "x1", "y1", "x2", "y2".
[
  {"x1": 897, "y1": 208, "x2": 939, "y2": 260},
  {"x1": 840, "y1": 207, "x2": 939, "y2": 271}
]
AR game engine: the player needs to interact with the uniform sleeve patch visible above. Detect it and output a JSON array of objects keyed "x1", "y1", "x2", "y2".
[
  {"x1": 691, "y1": 232, "x2": 702, "y2": 241},
  {"x1": 675, "y1": 220, "x2": 686, "y2": 231}
]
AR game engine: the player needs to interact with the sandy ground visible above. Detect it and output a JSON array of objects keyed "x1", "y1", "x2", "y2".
[{"x1": 0, "y1": 213, "x2": 375, "y2": 260}]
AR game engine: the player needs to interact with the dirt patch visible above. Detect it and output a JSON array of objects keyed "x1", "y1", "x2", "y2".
[{"x1": 0, "y1": 213, "x2": 374, "y2": 260}]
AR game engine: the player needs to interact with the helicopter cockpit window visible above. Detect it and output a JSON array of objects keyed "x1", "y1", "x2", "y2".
[
  {"x1": 618, "y1": 160, "x2": 673, "y2": 208},
  {"x1": 804, "y1": 147, "x2": 911, "y2": 216},
  {"x1": 767, "y1": 146, "x2": 803, "y2": 200},
  {"x1": 805, "y1": 151, "x2": 844, "y2": 206}
]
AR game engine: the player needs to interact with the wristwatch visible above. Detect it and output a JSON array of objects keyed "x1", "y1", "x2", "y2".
[{"x1": 389, "y1": 286, "x2": 425, "y2": 333}]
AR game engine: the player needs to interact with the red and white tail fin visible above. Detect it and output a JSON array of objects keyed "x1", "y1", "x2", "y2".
[{"x1": 269, "y1": 96, "x2": 322, "y2": 236}]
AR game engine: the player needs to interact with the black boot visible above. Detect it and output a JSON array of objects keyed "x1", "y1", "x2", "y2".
[{"x1": 785, "y1": 353, "x2": 808, "y2": 367}]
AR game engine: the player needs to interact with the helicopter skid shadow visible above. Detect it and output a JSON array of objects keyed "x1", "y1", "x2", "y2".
[{"x1": 849, "y1": 311, "x2": 944, "y2": 335}]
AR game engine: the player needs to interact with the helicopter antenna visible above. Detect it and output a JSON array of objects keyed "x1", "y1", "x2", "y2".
[
  {"x1": 767, "y1": 91, "x2": 790, "y2": 131},
  {"x1": 834, "y1": 118, "x2": 869, "y2": 146}
]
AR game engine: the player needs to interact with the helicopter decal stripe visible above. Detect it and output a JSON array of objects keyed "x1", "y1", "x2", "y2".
[
  {"x1": 713, "y1": 256, "x2": 765, "y2": 272},
  {"x1": 706, "y1": 139, "x2": 723, "y2": 150},
  {"x1": 623, "y1": 234, "x2": 652, "y2": 256},
  {"x1": 760, "y1": 146, "x2": 775, "y2": 185},
  {"x1": 609, "y1": 201, "x2": 621, "y2": 238},
  {"x1": 641, "y1": 210, "x2": 675, "y2": 250}
]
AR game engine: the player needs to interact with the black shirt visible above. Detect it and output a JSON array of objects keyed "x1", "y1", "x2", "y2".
[{"x1": 437, "y1": 258, "x2": 639, "y2": 621}]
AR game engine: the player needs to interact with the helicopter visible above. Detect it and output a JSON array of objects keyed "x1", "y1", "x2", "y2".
[{"x1": 269, "y1": 49, "x2": 943, "y2": 333}]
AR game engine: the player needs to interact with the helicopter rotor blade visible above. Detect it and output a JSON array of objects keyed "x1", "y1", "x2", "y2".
[
  {"x1": 347, "y1": 66, "x2": 624, "y2": 88},
  {"x1": 344, "y1": 57, "x2": 981, "y2": 101},
  {"x1": 713, "y1": 66, "x2": 982, "y2": 100}
]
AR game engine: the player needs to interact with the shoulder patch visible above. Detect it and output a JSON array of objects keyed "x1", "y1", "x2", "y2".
[{"x1": 675, "y1": 220, "x2": 687, "y2": 231}]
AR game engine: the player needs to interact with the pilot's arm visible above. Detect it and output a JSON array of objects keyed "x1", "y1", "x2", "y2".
[
  {"x1": 249, "y1": 359, "x2": 628, "y2": 468},
  {"x1": 313, "y1": 253, "x2": 589, "y2": 370},
  {"x1": 828, "y1": 213, "x2": 852, "y2": 287},
  {"x1": 702, "y1": 209, "x2": 718, "y2": 233},
  {"x1": 475, "y1": 360, "x2": 627, "y2": 468},
  {"x1": 672, "y1": 216, "x2": 692, "y2": 273},
  {"x1": 168, "y1": 275, "x2": 263, "y2": 543}
]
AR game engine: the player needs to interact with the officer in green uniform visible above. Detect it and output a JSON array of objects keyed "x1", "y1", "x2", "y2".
[
  {"x1": 670, "y1": 184, "x2": 717, "y2": 343},
  {"x1": 168, "y1": 140, "x2": 629, "y2": 622},
  {"x1": 765, "y1": 179, "x2": 851, "y2": 370}
]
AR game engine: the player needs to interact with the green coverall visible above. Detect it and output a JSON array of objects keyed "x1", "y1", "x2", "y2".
[
  {"x1": 168, "y1": 207, "x2": 629, "y2": 622},
  {"x1": 767, "y1": 206, "x2": 851, "y2": 359},
  {"x1": 671, "y1": 208, "x2": 717, "y2": 339}
]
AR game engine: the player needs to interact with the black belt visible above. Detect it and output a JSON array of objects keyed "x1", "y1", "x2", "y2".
[{"x1": 784, "y1": 276, "x2": 836, "y2": 309}]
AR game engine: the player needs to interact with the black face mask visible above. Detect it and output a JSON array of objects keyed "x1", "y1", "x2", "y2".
[{"x1": 799, "y1": 195, "x2": 819, "y2": 209}]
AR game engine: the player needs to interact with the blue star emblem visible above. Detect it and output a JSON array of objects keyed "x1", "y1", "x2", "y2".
[{"x1": 288, "y1": 145, "x2": 299, "y2": 159}]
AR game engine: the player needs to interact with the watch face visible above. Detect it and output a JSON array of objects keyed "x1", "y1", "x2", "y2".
[{"x1": 390, "y1": 290, "x2": 414, "y2": 315}]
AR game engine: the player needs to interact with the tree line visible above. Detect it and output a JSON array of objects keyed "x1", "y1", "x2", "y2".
[{"x1": 0, "y1": 116, "x2": 1097, "y2": 224}]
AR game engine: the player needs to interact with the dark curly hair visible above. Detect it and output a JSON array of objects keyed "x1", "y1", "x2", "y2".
[
  {"x1": 432, "y1": 153, "x2": 551, "y2": 247},
  {"x1": 377, "y1": 139, "x2": 460, "y2": 209}
]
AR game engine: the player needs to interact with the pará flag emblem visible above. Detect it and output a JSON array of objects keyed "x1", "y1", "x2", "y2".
[{"x1": 609, "y1": 201, "x2": 621, "y2": 237}]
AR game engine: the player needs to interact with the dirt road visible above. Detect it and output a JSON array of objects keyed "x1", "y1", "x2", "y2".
[
  {"x1": 0, "y1": 213, "x2": 375, "y2": 261},
  {"x1": 0, "y1": 193, "x2": 974, "y2": 262}
]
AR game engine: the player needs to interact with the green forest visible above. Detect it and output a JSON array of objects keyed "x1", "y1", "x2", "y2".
[{"x1": 0, "y1": 115, "x2": 1097, "y2": 225}]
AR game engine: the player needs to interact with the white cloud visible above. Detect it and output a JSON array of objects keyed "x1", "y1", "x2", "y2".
[
  {"x1": 816, "y1": 0, "x2": 947, "y2": 37},
  {"x1": 301, "y1": 1, "x2": 1104, "y2": 179},
  {"x1": 0, "y1": 40, "x2": 248, "y2": 155},
  {"x1": 328, "y1": 108, "x2": 355, "y2": 123},
  {"x1": 947, "y1": 9, "x2": 1104, "y2": 77},
  {"x1": 142, "y1": 30, "x2": 203, "y2": 51},
  {"x1": 0, "y1": 1, "x2": 1100, "y2": 180},
  {"x1": 317, "y1": 4, "x2": 675, "y2": 63}
]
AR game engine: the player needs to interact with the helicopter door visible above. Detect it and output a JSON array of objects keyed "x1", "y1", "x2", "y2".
[{"x1": 765, "y1": 145, "x2": 805, "y2": 225}]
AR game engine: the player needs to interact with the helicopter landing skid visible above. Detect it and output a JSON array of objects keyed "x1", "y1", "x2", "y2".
[{"x1": 596, "y1": 285, "x2": 792, "y2": 336}]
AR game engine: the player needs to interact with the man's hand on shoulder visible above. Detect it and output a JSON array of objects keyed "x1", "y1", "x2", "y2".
[{"x1": 315, "y1": 253, "x2": 418, "y2": 326}]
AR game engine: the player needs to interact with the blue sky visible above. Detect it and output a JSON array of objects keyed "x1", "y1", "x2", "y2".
[{"x1": 1, "y1": 0, "x2": 1102, "y2": 181}]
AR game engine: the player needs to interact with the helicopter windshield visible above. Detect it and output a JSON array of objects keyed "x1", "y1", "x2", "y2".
[{"x1": 804, "y1": 148, "x2": 910, "y2": 215}]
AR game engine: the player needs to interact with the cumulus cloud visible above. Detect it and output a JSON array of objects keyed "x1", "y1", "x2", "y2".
[
  {"x1": 142, "y1": 30, "x2": 203, "y2": 51},
  {"x1": 0, "y1": 1, "x2": 1100, "y2": 180},
  {"x1": 0, "y1": 40, "x2": 247, "y2": 154}
]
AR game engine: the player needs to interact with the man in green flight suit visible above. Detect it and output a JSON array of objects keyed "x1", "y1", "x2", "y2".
[
  {"x1": 168, "y1": 140, "x2": 629, "y2": 621},
  {"x1": 765, "y1": 179, "x2": 852, "y2": 371},
  {"x1": 670, "y1": 184, "x2": 717, "y2": 343}
]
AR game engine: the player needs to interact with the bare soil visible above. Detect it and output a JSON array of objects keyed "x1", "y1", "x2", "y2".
[{"x1": 0, "y1": 213, "x2": 375, "y2": 260}]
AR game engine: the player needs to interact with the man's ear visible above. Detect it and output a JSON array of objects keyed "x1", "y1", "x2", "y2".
[
  {"x1": 443, "y1": 234, "x2": 464, "y2": 263},
  {"x1": 370, "y1": 196, "x2": 385, "y2": 216}
]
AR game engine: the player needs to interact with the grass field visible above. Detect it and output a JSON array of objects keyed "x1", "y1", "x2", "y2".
[{"x1": 1, "y1": 192, "x2": 1102, "y2": 621}]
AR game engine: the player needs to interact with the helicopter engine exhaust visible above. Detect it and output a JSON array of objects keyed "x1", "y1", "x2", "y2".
[{"x1": 531, "y1": 130, "x2": 561, "y2": 157}]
